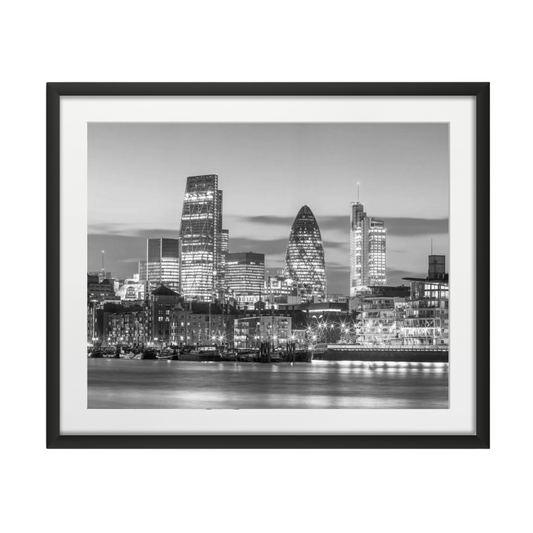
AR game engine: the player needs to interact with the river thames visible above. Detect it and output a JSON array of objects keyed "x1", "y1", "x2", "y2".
[{"x1": 88, "y1": 359, "x2": 448, "y2": 409}]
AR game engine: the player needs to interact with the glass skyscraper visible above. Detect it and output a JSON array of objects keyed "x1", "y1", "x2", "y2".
[
  {"x1": 226, "y1": 252, "x2": 265, "y2": 306},
  {"x1": 285, "y1": 205, "x2": 327, "y2": 303},
  {"x1": 220, "y1": 229, "x2": 229, "y2": 298},
  {"x1": 179, "y1": 174, "x2": 223, "y2": 302},
  {"x1": 349, "y1": 201, "x2": 386, "y2": 295},
  {"x1": 141, "y1": 238, "x2": 180, "y2": 294}
]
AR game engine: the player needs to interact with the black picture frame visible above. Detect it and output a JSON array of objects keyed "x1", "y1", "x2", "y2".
[{"x1": 47, "y1": 82, "x2": 489, "y2": 449}]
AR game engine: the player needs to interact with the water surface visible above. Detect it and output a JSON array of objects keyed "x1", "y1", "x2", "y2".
[{"x1": 88, "y1": 359, "x2": 448, "y2": 409}]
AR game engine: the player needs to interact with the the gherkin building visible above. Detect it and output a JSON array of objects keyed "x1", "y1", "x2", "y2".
[{"x1": 285, "y1": 205, "x2": 327, "y2": 303}]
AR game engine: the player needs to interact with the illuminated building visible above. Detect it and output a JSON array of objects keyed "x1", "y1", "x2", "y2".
[
  {"x1": 349, "y1": 201, "x2": 386, "y2": 295},
  {"x1": 170, "y1": 302, "x2": 233, "y2": 346},
  {"x1": 88, "y1": 301, "x2": 147, "y2": 347},
  {"x1": 148, "y1": 285, "x2": 181, "y2": 344},
  {"x1": 357, "y1": 297, "x2": 407, "y2": 346},
  {"x1": 108, "y1": 308, "x2": 148, "y2": 346},
  {"x1": 87, "y1": 274, "x2": 115, "y2": 299},
  {"x1": 354, "y1": 256, "x2": 449, "y2": 346},
  {"x1": 264, "y1": 272, "x2": 299, "y2": 309},
  {"x1": 88, "y1": 270, "x2": 112, "y2": 282},
  {"x1": 138, "y1": 260, "x2": 147, "y2": 282},
  {"x1": 402, "y1": 255, "x2": 449, "y2": 345},
  {"x1": 140, "y1": 238, "x2": 180, "y2": 294},
  {"x1": 233, "y1": 316, "x2": 292, "y2": 349},
  {"x1": 226, "y1": 252, "x2": 265, "y2": 308},
  {"x1": 179, "y1": 174, "x2": 223, "y2": 302},
  {"x1": 285, "y1": 205, "x2": 327, "y2": 303},
  {"x1": 115, "y1": 280, "x2": 146, "y2": 301},
  {"x1": 220, "y1": 229, "x2": 229, "y2": 298}
]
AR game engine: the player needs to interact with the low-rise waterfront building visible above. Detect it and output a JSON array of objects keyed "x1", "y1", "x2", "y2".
[
  {"x1": 170, "y1": 302, "x2": 235, "y2": 346},
  {"x1": 402, "y1": 255, "x2": 449, "y2": 346},
  {"x1": 148, "y1": 285, "x2": 181, "y2": 345},
  {"x1": 356, "y1": 296, "x2": 407, "y2": 346},
  {"x1": 233, "y1": 315, "x2": 292, "y2": 349},
  {"x1": 107, "y1": 307, "x2": 148, "y2": 346}
]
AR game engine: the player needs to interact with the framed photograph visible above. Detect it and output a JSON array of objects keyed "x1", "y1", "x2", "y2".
[{"x1": 47, "y1": 83, "x2": 489, "y2": 448}]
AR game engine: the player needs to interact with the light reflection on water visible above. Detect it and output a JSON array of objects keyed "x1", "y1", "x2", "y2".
[{"x1": 88, "y1": 359, "x2": 448, "y2": 409}]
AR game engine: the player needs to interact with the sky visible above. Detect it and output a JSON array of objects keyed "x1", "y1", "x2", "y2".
[{"x1": 88, "y1": 123, "x2": 449, "y2": 293}]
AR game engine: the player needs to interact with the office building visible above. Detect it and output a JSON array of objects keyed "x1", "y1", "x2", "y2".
[
  {"x1": 180, "y1": 174, "x2": 223, "y2": 302},
  {"x1": 285, "y1": 205, "x2": 327, "y2": 303},
  {"x1": 226, "y1": 252, "x2": 265, "y2": 307},
  {"x1": 220, "y1": 229, "x2": 229, "y2": 298},
  {"x1": 349, "y1": 201, "x2": 386, "y2": 295},
  {"x1": 264, "y1": 272, "x2": 300, "y2": 308},
  {"x1": 141, "y1": 238, "x2": 180, "y2": 294}
]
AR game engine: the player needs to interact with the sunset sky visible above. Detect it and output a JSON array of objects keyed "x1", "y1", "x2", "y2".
[{"x1": 88, "y1": 122, "x2": 449, "y2": 293}]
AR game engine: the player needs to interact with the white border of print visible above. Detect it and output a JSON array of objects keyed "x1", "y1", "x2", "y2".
[{"x1": 60, "y1": 95, "x2": 474, "y2": 435}]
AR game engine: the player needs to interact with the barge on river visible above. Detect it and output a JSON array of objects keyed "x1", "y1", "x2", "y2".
[{"x1": 311, "y1": 343, "x2": 448, "y2": 363}]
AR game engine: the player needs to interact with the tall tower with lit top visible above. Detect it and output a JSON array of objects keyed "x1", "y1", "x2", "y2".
[{"x1": 350, "y1": 196, "x2": 386, "y2": 295}]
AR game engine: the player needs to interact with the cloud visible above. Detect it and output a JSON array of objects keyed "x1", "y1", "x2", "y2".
[
  {"x1": 326, "y1": 261, "x2": 349, "y2": 271},
  {"x1": 239, "y1": 215, "x2": 295, "y2": 226},
  {"x1": 231, "y1": 214, "x2": 448, "y2": 237},
  {"x1": 88, "y1": 223, "x2": 179, "y2": 239},
  {"x1": 229, "y1": 237, "x2": 288, "y2": 255},
  {"x1": 382, "y1": 217, "x2": 448, "y2": 237},
  {"x1": 387, "y1": 268, "x2": 426, "y2": 283}
]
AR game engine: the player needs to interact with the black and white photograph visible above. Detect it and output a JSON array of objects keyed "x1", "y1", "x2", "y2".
[{"x1": 87, "y1": 122, "x2": 449, "y2": 409}]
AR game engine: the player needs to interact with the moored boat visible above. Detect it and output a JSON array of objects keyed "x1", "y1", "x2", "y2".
[
  {"x1": 179, "y1": 346, "x2": 221, "y2": 362},
  {"x1": 156, "y1": 347, "x2": 180, "y2": 360},
  {"x1": 311, "y1": 343, "x2": 448, "y2": 363},
  {"x1": 102, "y1": 346, "x2": 120, "y2": 358}
]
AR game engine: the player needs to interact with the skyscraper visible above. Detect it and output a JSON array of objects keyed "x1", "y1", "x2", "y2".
[
  {"x1": 285, "y1": 205, "x2": 327, "y2": 303},
  {"x1": 349, "y1": 201, "x2": 386, "y2": 295},
  {"x1": 179, "y1": 174, "x2": 223, "y2": 302},
  {"x1": 220, "y1": 229, "x2": 229, "y2": 298},
  {"x1": 226, "y1": 252, "x2": 265, "y2": 307},
  {"x1": 141, "y1": 238, "x2": 180, "y2": 294}
]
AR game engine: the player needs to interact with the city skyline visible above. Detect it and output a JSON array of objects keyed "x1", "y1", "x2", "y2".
[{"x1": 88, "y1": 123, "x2": 449, "y2": 293}]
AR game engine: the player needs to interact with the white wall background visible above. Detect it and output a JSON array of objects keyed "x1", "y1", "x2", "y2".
[{"x1": 1, "y1": 1, "x2": 528, "y2": 532}]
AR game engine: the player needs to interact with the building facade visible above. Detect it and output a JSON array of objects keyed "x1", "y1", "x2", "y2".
[
  {"x1": 139, "y1": 238, "x2": 180, "y2": 294},
  {"x1": 148, "y1": 285, "x2": 181, "y2": 345},
  {"x1": 264, "y1": 273, "x2": 300, "y2": 309},
  {"x1": 402, "y1": 255, "x2": 449, "y2": 346},
  {"x1": 349, "y1": 201, "x2": 386, "y2": 295},
  {"x1": 220, "y1": 228, "x2": 229, "y2": 298},
  {"x1": 233, "y1": 315, "x2": 292, "y2": 349},
  {"x1": 87, "y1": 274, "x2": 116, "y2": 299},
  {"x1": 107, "y1": 308, "x2": 149, "y2": 346},
  {"x1": 170, "y1": 302, "x2": 233, "y2": 346},
  {"x1": 226, "y1": 252, "x2": 265, "y2": 308},
  {"x1": 285, "y1": 205, "x2": 327, "y2": 303},
  {"x1": 179, "y1": 174, "x2": 223, "y2": 302},
  {"x1": 115, "y1": 280, "x2": 146, "y2": 301},
  {"x1": 357, "y1": 297, "x2": 407, "y2": 346},
  {"x1": 353, "y1": 255, "x2": 449, "y2": 346}
]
